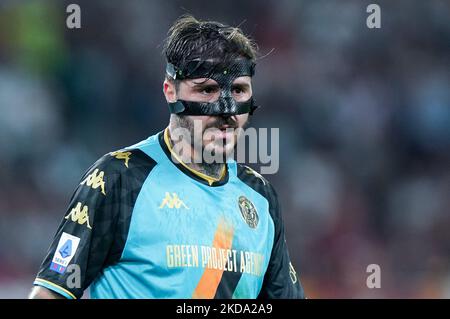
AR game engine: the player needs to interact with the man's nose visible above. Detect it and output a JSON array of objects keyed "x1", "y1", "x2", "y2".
[
  {"x1": 218, "y1": 96, "x2": 236, "y2": 115},
  {"x1": 216, "y1": 114, "x2": 237, "y2": 126}
]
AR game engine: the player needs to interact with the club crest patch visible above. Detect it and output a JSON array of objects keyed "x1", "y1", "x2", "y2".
[{"x1": 238, "y1": 196, "x2": 259, "y2": 229}]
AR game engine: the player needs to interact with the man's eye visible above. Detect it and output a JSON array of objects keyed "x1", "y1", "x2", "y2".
[
  {"x1": 233, "y1": 87, "x2": 244, "y2": 94},
  {"x1": 199, "y1": 86, "x2": 218, "y2": 94}
]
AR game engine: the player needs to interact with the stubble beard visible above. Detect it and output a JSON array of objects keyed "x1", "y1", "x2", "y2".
[{"x1": 172, "y1": 115, "x2": 239, "y2": 178}]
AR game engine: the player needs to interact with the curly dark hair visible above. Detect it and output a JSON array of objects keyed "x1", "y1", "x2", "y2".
[{"x1": 163, "y1": 15, "x2": 258, "y2": 74}]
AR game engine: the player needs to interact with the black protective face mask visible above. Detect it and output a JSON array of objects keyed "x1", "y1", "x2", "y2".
[{"x1": 166, "y1": 58, "x2": 258, "y2": 116}]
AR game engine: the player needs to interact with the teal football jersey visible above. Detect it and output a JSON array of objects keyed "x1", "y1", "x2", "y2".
[{"x1": 33, "y1": 129, "x2": 304, "y2": 299}]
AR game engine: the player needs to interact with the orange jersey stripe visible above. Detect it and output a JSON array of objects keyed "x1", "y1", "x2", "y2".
[{"x1": 192, "y1": 219, "x2": 234, "y2": 299}]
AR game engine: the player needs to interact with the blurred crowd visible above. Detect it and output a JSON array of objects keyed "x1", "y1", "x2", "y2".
[{"x1": 0, "y1": 0, "x2": 449, "y2": 298}]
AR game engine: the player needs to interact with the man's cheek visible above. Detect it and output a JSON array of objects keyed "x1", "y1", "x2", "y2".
[{"x1": 238, "y1": 116, "x2": 249, "y2": 129}]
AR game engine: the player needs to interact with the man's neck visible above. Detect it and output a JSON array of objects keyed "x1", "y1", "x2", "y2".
[
  {"x1": 166, "y1": 128, "x2": 225, "y2": 180},
  {"x1": 189, "y1": 162, "x2": 225, "y2": 180}
]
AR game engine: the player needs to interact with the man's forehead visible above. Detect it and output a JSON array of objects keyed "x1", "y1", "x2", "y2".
[{"x1": 189, "y1": 76, "x2": 252, "y2": 86}]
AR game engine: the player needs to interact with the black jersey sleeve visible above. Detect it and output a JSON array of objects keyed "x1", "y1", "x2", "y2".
[
  {"x1": 237, "y1": 165, "x2": 305, "y2": 299},
  {"x1": 33, "y1": 149, "x2": 156, "y2": 299},
  {"x1": 257, "y1": 182, "x2": 305, "y2": 299}
]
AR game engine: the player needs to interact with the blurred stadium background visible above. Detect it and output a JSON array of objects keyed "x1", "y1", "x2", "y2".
[{"x1": 0, "y1": 0, "x2": 449, "y2": 298}]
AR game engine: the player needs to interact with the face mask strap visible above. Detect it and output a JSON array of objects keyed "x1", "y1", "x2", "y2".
[{"x1": 168, "y1": 97, "x2": 258, "y2": 116}]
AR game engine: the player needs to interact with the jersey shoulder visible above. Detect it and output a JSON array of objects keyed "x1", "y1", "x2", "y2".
[
  {"x1": 86, "y1": 147, "x2": 157, "y2": 181},
  {"x1": 236, "y1": 164, "x2": 272, "y2": 191},
  {"x1": 236, "y1": 164, "x2": 279, "y2": 215}
]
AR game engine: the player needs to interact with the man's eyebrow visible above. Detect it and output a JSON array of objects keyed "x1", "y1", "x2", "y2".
[
  {"x1": 232, "y1": 82, "x2": 250, "y2": 89},
  {"x1": 191, "y1": 82, "x2": 220, "y2": 88}
]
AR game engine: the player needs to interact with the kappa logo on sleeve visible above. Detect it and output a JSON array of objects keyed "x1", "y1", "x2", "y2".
[
  {"x1": 110, "y1": 150, "x2": 131, "y2": 168},
  {"x1": 50, "y1": 232, "x2": 81, "y2": 274},
  {"x1": 289, "y1": 262, "x2": 298, "y2": 284},
  {"x1": 65, "y1": 202, "x2": 92, "y2": 229},
  {"x1": 80, "y1": 168, "x2": 106, "y2": 195}
]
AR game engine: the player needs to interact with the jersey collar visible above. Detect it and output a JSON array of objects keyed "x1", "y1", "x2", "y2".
[{"x1": 158, "y1": 128, "x2": 229, "y2": 187}]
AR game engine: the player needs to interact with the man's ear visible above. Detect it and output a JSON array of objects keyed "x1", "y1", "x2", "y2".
[{"x1": 163, "y1": 79, "x2": 177, "y2": 103}]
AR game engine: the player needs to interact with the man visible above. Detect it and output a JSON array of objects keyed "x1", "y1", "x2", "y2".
[{"x1": 29, "y1": 15, "x2": 305, "y2": 299}]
